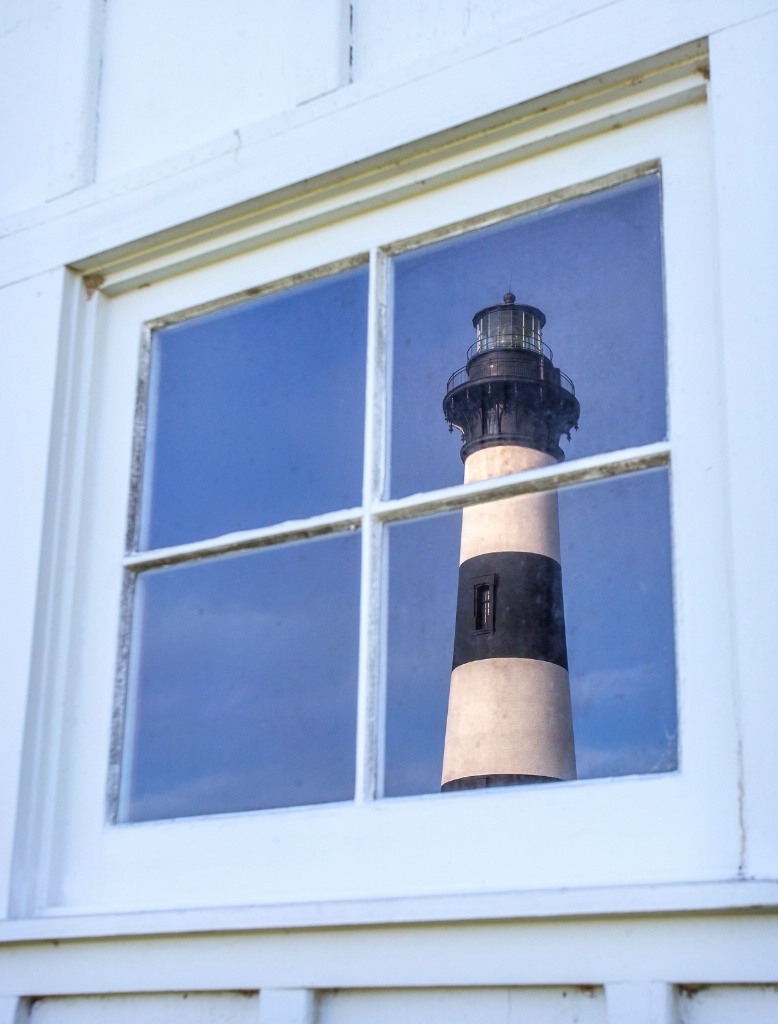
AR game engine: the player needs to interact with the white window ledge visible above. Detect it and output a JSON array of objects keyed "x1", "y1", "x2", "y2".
[{"x1": 1, "y1": 878, "x2": 777, "y2": 946}]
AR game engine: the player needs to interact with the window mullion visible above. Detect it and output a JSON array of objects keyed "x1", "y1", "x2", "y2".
[{"x1": 354, "y1": 247, "x2": 391, "y2": 803}]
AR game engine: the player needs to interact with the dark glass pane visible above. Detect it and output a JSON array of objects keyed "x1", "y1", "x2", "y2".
[
  {"x1": 391, "y1": 175, "x2": 665, "y2": 497},
  {"x1": 383, "y1": 469, "x2": 676, "y2": 797},
  {"x1": 120, "y1": 533, "x2": 360, "y2": 822},
  {"x1": 139, "y1": 266, "x2": 368, "y2": 550}
]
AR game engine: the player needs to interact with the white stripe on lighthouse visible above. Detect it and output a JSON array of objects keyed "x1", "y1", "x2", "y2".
[
  {"x1": 442, "y1": 658, "x2": 576, "y2": 784},
  {"x1": 459, "y1": 446, "x2": 561, "y2": 564}
]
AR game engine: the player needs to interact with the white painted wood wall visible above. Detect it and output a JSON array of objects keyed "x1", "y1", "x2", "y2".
[{"x1": 1, "y1": 1, "x2": 777, "y2": 1021}]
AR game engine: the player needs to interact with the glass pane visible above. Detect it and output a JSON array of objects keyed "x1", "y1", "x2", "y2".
[
  {"x1": 384, "y1": 511, "x2": 461, "y2": 797},
  {"x1": 390, "y1": 174, "x2": 665, "y2": 497},
  {"x1": 139, "y1": 266, "x2": 368, "y2": 550},
  {"x1": 560, "y1": 470, "x2": 677, "y2": 779},
  {"x1": 383, "y1": 469, "x2": 676, "y2": 797},
  {"x1": 120, "y1": 533, "x2": 361, "y2": 822}
]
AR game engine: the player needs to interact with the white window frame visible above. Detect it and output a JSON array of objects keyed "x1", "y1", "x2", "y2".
[{"x1": 15, "y1": 71, "x2": 740, "y2": 919}]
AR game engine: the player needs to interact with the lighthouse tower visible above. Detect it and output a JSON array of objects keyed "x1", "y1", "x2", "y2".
[{"x1": 441, "y1": 293, "x2": 581, "y2": 791}]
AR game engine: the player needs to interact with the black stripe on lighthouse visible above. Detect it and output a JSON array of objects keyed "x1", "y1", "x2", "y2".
[{"x1": 451, "y1": 551, "x2": 568, "y2": 671}]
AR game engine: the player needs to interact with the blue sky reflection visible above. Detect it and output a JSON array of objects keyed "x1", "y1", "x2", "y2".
[
  {"x1": 122, "y1": 532, "x2": 361, "y2": 821},
  {"x1": 140, "y1": 265, "x2": 368, "y2": 550}
]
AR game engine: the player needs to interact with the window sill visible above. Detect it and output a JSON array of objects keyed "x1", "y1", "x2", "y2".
[{"x1": 3, "y1": 878, "x2": 777, "y2": 946}]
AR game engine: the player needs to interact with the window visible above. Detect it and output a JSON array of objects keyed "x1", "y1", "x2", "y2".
[
  {"x1": 119, "y1": 172, "x2": 675, "y2": 818},
  {"x1": 473, "y1": 579, "x2": 493, "y2": 633},
  {"x1": 33, "y1": 94, "x2": 735, "y2": 915}
]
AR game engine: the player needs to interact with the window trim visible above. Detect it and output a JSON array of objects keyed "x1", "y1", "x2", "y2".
[{"x1": 12, "y1": 88, "x2": 741, "y2": 920}]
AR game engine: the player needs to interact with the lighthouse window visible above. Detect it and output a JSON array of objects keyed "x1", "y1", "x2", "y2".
[
  {"x1": 473, "y1": 578, "x2": 494, "y2": 632},
  {"x1": 474, "y1": 584, "x2": 490, "y2": 631}
]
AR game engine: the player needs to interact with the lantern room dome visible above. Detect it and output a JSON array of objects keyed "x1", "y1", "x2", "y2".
[{"x1": 470, "y1": 294, "x2": 547, "y2": 360}]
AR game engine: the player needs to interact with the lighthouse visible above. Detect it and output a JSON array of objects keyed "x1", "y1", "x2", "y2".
[{"x1": 441, "y1": 293, "x2": 580, "y2": 791}]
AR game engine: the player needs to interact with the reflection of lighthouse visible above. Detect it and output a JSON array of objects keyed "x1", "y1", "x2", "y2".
[{"x1": 441, "y1": 293, "x2": 581, "y2": 791}]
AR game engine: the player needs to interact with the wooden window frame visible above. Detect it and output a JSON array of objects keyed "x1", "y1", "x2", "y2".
[{"x1": 12, "y1": 69, "x2": 741, "y2": 922}]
